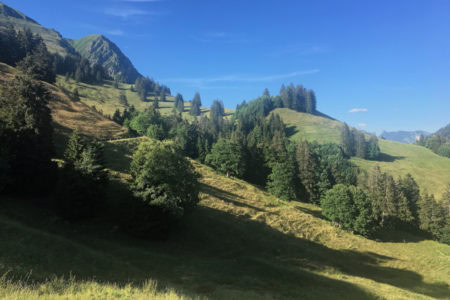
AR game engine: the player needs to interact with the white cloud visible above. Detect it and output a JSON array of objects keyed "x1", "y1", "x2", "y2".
[
  {"x1": 349, "y1": 108, "x2": 368, "y2": 113},
  {"x1": 105, "y1": 8, "x2": 154, "y2": 17},
  {"x1": 107, "y1": 29, "x2": 125, "y2": 36},
  {"x1": 121, "y1": 0, "x2": 161, "y2": 2},
  {"x1": 358, "y1": 123, "x2": 367, "y2": 127},
  {"x1": 164, "y1": 70, "x2": 319, "y2": 86}
]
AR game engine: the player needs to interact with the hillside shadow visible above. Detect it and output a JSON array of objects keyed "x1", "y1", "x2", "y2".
[
  {"x1": 1, "y1": 198, "x2": 448, "y2": 299},
  {"x1": 285, "y1": 125, "x2": 298, "y2": 138},
  {"x1": 377, "y1": 153, "x2": 405, "y2": 162},
  {"x1": 294, "y1": 206, "x2": 326, "y2": 220},
  {"x1": 200, "y1": 183, "x2": 265, "y2": 212}
]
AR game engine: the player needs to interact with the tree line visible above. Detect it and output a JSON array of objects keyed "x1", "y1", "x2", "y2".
[{"x1": 416, "y1": 133, "x2": 450, "y2": 158}]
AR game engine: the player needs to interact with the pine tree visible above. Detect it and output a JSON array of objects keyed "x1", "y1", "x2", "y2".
[
  {"x1": 397, "y1": 174, "x2": 421, "y2": 225},
  {"x1": 64, "y1": 129, "x2": 86, "y2": 164},
  {"x1": 0, "y1": 76, "x2": 55, "y2": 192},
  {"x1": 354, "y1": 131, "x2": 367, "y2": 159},
  {"x1": 296, "y1": 140, "x2": 320, "y2": 203},
  {"x1": 340, "y1": 123, "x2": 355, "y2": 157},
  {"x1": 367, "y1": 135, "x2": 380, "y2": 160},
  {"x1": 267, "y1": 159, "x2": 299, "y2": 201},
  {"x1": 190, "y1": 92, "x2": 202, "y2": 116},
  {"x1": 174, "y1": 93, "x2": 184, "y2": 112}
]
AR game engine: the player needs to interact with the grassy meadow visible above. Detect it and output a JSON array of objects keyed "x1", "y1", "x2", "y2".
[
  {"x1": 1, "y1": 137, "x2": 449, "y2": 299},
  {"x1": 274, "y1": 108, "x2": 450, "y2": 199}
]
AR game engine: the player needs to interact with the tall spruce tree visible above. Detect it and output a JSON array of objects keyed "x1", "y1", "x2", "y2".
[
  {"x1": 341, "y1": 123, "x2": 355, "y2": 157},
  {"x1": 296, "y1": 140, "x2": 320, "y2": 203},
  {"x1": 174, "y1": 93, "x2": 184, "y2": 112},
  {"x1": 190, "y1": 92, "x2": 202, "y2": 116}
]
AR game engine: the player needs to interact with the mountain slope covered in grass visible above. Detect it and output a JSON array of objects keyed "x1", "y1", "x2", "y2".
[
  {"x1": 0, "y1": 2, "x2": 76, "y2": 56},
  {"x1": 273, "y1": 108, "x2": 450, "y2": 199},
  {"x1": 1, "y1": 136, "x2": 449, "y2": 299},
  {"x1": 68, "y1": 34, "x2": 142, "y2": 83}
]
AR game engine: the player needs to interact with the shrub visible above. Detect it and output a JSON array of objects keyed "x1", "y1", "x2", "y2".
[
  {"x1": 321, "y1": 184, "x2": 375, "y2": 236},
  {"x1": 127, "y1": 140, "x2": 200, "y2": 237},
  {"x1": 205, "y1": 139, "x2": 246, "y2": 178}
]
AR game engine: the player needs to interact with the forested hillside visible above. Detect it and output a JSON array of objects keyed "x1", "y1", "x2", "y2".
[{"x1": 0, "y1": 2, "x2": 449, "y2": 300}]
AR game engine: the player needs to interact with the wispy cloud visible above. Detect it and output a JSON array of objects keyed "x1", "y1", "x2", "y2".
[
  {"x1": 194, "y1": 32, "x2": 253, "y2": 44},
  {"x1": 121, "y1": 0, "x2": 162, "y2": 2},
  {"x1": 358, "y1": 123, "x2": 367, "y2": 127},
  {"x1": 164, "y1": 70, "x2": 319, "y2": 85},
  {"x1": 107, "y1": 29, "x2": 125, "y2": 36},
  {"x1": 349, "y1": 108, "x2": 368, "y2": 113},
  {"x1": 271, "y1": 45, "x2": 327, "y2": 57},
  {"x1": 105, "y1": 7, "x2": 159, "y2": 18}
]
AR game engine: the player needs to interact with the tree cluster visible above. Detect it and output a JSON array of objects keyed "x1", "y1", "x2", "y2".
[
  {"x1": 0, "y1": 75, "x2": 55, "y2": 193},
  {"x1": 0, "y1": 26, "x2": 56, "y2": 83},
  {"x1": 340, "y1": 123, "x2": 380, "y2": 159},
  {"x1": 134, "y1": 76, "x2": 170, "y2": 101},
  {"x1": 417, "y1": 134, "x2": 450, "y2": 158}
]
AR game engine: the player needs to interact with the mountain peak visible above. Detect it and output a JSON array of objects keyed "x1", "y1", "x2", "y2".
[
  {"x1": 70, "y1": 34, "x2": 142, "y2": 83},
  {"x1": 0, "y1": 2, "x2": 38, "y2": 24}
]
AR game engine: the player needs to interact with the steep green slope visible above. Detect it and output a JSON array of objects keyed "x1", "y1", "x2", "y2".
[
  {"x1": 272, "y1": 108, "x2": 450, "y2": 199},
  {"x1": 435, "y1": 123, "x2": 450, "y2": 139},
  {"x1": 0, "y1": 2, "x2": 76, "y2": 56},
  {"x1": 56, "y1": 75, "x2": 229, "y2": 121},
  {"x1": 1, "y1": 137, "x2": 449, "y2": 299},
  {"x1": 69, "y1": 34, "x2": 141, "y2": 83}
]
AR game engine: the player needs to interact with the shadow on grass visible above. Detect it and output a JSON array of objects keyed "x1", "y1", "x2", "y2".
[
  {"x1": 200, "y1": 183, "x2": 265, "y2": 212},
  {"x1": 294, "y1": 206, "x2": 327, "y2": 220},
  {"x1": 1, "y1": 196, "x2": 448, "y2": 299},
  {"x1": 377, "y1": 153, "x2": 405, "y2": 162},
  {"x1": 285, "y1": 125, "x2": 298, "y2": 138}
]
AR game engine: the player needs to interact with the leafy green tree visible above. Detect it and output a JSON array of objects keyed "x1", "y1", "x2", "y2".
[
  {"x1": 0, "y1": 76, "x2": 55, "y2": 193},
  {"x1": 205, "y1": 139, "x2": 246, "y2": 178},
  {"x1": 321, "y1": 184, "x2": 374, "y2": 236},
  {"x1": 128, "y1": 140, "x2": 200, "y2": 236}
]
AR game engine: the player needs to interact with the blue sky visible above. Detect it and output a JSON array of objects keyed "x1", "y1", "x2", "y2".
[{"x1": 6, "y1": 0, "x2": 450, "y2": 134}]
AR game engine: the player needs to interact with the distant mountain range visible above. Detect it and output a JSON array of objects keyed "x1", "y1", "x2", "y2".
[
  {"x1": 0, "y1": 2, "x2": 141, "y2": 83},
  {"x1": 434, "y1": 123, "x2": 450, "y2": 139},
  {"x1": 380, "y1": 130, "x2": 430, "y2": 144}
]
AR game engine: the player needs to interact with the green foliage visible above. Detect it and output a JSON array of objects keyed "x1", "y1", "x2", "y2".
[
  {"x1": 174, "y1": 93, "x2": 184, "y2": 112},
  {"x1": 205, "y1": 139, "x2": 246, "y2": 178},
  {"x1": 16, "y1": 42, "x2": 56, "y2": 83},
  {"x1": 340, "y1": 123, "x2": 355, "y2": 157},
  {"x1": 189, "y1": 92, "x2": 202, "y2": 116},
  {"x1": 267, "y1": 160, "x2": 299, "y2": 201},
  {"x1": 321, "y1": 184, "x2": 374, "y2": 236},
  {"x1": 296, "y1": 140, "x2": 320, "y2": 203},
  {"x1": 57, "y1": 131, "x2": 108, "y2": 221},
  {"x1": 0, "y1": 75, "x2": 55, "y2": 193},
  {"x1": 128, "y1": 140, "x2": 200, "y2": 236},
  {"x1": 418, "y1": 192, "x2": 447, "y2": 239}
]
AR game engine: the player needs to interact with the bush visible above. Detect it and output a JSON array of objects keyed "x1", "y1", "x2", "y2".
[
  {"x1": 205, "y1": 139, "x2": 246, "y2": 178},
  {"x1": 321, "y1": 184, "x2": 375, "y2": 236},
  {"x1": 127, "y1": 140, "x2": 200, "y2": 237}
]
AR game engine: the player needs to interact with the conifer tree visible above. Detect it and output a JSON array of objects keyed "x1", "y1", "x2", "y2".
[
  {"x1": 296, "y1": 140, "x2": 320, "y2": 203},
  {"x1": 174, "y1": 93, "x2": 184, "y2": 112},
  {"x1": 354, "y1": 131, "x2": 367, "y2": 159},
  {"x1": 64, "y1": 129, "x2": 85, "y2": 164},
  {"x1": 190, "y1": 92, "x2": 202, "y2": 116},
  {"x1": 340, "y1": 123, "x2": 355, "y2": 157}
]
